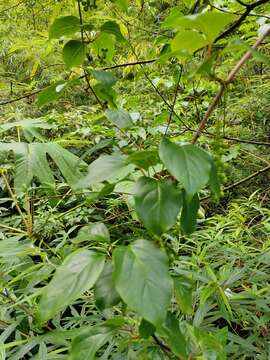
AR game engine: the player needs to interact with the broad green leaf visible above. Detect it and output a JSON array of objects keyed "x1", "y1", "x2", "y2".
[
  {"x1": 161, "y1": 7, "x2": 183, "y2": 28},
  {"x1": 70, "y1": 332, "x2": 112, "y2": 360},
  {"x1": 93, "y1": 32, "x2": 115, "y2": 64},
  {"x1": 72, "y1": 223, "x2": 110, "y2": 243},
  {"x1": 95, "y1": 262, "x2": 121, "y2": 309},
  {"x1": 105, "y1": 110, "x2": 133, "y2": 129},
  {"x1": 0, "y1": 237, "x2": 35, "y2": 258},
  {"x1": 70, "y1": 321, "x2": 122, "y2": 360},
  {"x1": 90, "y1": 69, "x2": 118, "y2": 87},
  {"x1": 0, "y1": 119, "x2": 51, "y2": 133},
  {"x1": 37, "y1": 249, "x2": 105, "y2": 323},
  {"x1": 113, "y1": 239, "x2": 173, "y2": 327},
  {"x1": 139, "y1": 319, "x2": 156, "y2": 339},
  {"x1": 157, "y1": 312, "x2": 188, "y2": 359},
  {"x1": 159, "y1": 138, "x2": 212, "y2": 196},
  {"x1": 101, "y1": 21, "x2": 126, "y2": 42},
  {"x1": 174, "y1": 276, "x2": 193, "y2": 315},
  {"x1": 0, "y1": 142, "x2": 85, "y2": 193},
  {"x1": 49, "y1": 16, "x2": 80, "y2": 39},
  {"x1": 37, "y1": 81, "x2": 67, "y2": 107},
  {"x1": 134, "y1": 177, "x2": 182, "y2": 235},
  {"x1": 13, "y1": 142, "x2": 55, "y2": 193},
  {"x1": 63, "y1": 40, "x2": 84, "y2": 68},
  {"x1": 77, "y1": 153, "x2": 134, "y2": 188},
  {"x1": 128, "y1": 150, "x2": 159, "y2": 170},
  {"x1": 45, "y1": 142, "x2": 86, "y2": 187},
  {"x1": 110, "y1": 0, "x2": 128, "y2": 11},
  {"x1": 171, "y1": 30, "x2": 208, "y2": 56},
  {"x1": 180, "y1": 191, "x2": 200, "y2": 235},
  {"x1": 93, "y1": 83, "x2": 117, "y2": 108},
  {"x1": 163, "y1": 11, "x2": 235, "y2": 43}
]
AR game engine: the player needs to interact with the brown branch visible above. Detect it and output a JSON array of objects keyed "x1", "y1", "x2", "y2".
[
  {"x1": 222, "y1": 135, "x2": 270, "y2": 146},
  {"x1": 215, "y1": 0, "x2": 269, "y2": 43},
  {"x1": 0, "y1": 89, "x2": 41, "y2": 106},
  {"x1": 223, "y1": 165, "x2": 270, "y2": 192},
  {"x1": 191, "y1": 27, "x2": 270, "y2": 144},
  {"x1": 0, "y1": 0, "x2": 27, "y2": 15},
  {"x1": 102, "y1": 59, "x2": 156, "y2": 70},
  {"x1": 152, "y1": 335, "x2": 173, "y2": 356},
  {"x1": 202, "y1": 164, "x2": 270, "y2": 201}
]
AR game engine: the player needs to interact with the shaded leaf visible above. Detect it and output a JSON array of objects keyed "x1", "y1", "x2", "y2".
[
  {"x1": 77, "y1": 153, "x2": 134, "y2": 188},
  {"x1": 36, "y1": 250, "x2": 105, "y2": 323},
  {"x1": 63, "y1": 40, "x2": 84, "y2": 68},
  {"x1": 174, "y1": 276, "x2": 193, "y2": 315},
  {"x1": 90, "y1": 69, "x2": 118, "y2": 87},
  {"x1": 157, "y1": 312, "x2": 188, "y2": 359},
  {"x1": 101, "y1": 21, "x2": 126, "y2": 42},
  {"x1": 159, "y1": 138, "x2": 212, "y2": 196},
  {"x1": 95, "y1": 262, "x2": 121, "y2": 309},
  {"x1": 139, "y1": 319, "x2": 156, "y2": 339},
  {"x1": 113, "y1": 239, "x2": 173, "y2": 327},
  {"x1": 72, "y1": 223, "x2": 110, "y2": 244},
  {"x1": 128, "y1": 150, "x2": 159, "y2": 170},
  {"x1": 105, "y1": 110, "x2": 133, "y2": 129},
  {"x1": 37, "y1": 81, "x2": 67, "y2": 107},
  {"x1": 134, "y1": 176, "x2": 182, "y2": 235},
  {"x1": 180, "y1": 191, "x2": 200, "y2": 235},
  {"x1": 93, "y1": 33, "x2": 115, "y2": 64},
  {"x1": 49, "y1": 16, "x2": 80, "y2": 39}
]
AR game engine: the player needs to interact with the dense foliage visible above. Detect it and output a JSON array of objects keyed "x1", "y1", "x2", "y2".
[{"x1": 1, "y1": 0, "x2": 270, "y2": 359}]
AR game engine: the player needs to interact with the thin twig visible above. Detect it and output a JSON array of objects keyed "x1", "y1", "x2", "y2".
[
  {"x1": 0, "y1": 60, "x2": 156, "y2": 106},
  {"x1": 191, "y1": 27, "x2": 270, "y2": 144},
  {"x1": 165, "y1": 65, "x2": 183, "y2": 135},
  {"x1": 215, "y1": 0, "x2": 269, "y2": 43},
  {"x1": 1, "y1": 171, "x2": 29, "y2": 233},
  {"x1": 202, "y1": 164, "x2": 270, "y2": 201}
]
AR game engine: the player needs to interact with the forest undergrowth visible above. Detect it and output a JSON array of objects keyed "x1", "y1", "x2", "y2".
[{"x1": 1, "y1": 0, "x2": 270, "y2": 359}]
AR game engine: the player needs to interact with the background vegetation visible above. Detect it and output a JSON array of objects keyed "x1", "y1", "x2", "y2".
[{"x1": 1, "y1": 0, "x2": 270, "y2": 359}]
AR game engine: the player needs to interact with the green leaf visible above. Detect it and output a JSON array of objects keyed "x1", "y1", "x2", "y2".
[
  {"x1": 63, "y1": 40, "x2": 84, "y2": 68},
  {"x1": 93, "y1": 83, "x2": 117, "y2": 108},
  {"x1": 95, "y1": 262, "x2": 121, "y2": 310},
  {"x1": 90, "y1": 69, "x2": 118, "y2": 87},
  {"x1": 0, "y1": 237, "x2": 35, "y2": 258},
  {"x1": 0, "y1": 142, "x2": 85, "y2": 194},
  {"x1": 139, "y1": 319, "x2": 156, "y2": 339},
  {"x1": 113, "y1": 239, "x2": 173, "y2": 327},
  {"x1": 105, "y1": 110, "x2": 133, "y2": 129},
  {"x1": 37, "y1": 81, "x2": 67, "y2": 107},
  {"x1": 134, "y1": 177, "x2": 182, "y2": 235},
  {"x1": 93, "y1": 32, "x2": 115, "y2": 64},
  {"x1": 72, "y1": 223, "x2": 110, "y2": 244},
  {"x1": 209, "y1": 162, "x2": 221, "y2": 199},
  {"x1": 49, "y1": 16, "x2": 80, "y2": 39},
  {"x1": 36, "y1": 250, "x2": 105, "y2": 323},
  {"x1": 70, "y1": 324, "x2": 118, "y2": 360},
  {"x1": 171, "y1": 29, "x2": 208, "y2": 56},
  {"x1": 163, "y1": 11, "x2": 235, "y2": 43},
  {"x1": 174, "y1": 276, "x2": 193, "y2": 315},
  {"x1": 110, "y1": 0, "x2": 128, "y2": 11},
  {"x1": 180, "y1": 191, "x2": 200, "y2": 235},
  {"x1": 101, "y1": 21, "x2": 126, "y2": 42},
  {"x1": 0, "y1": 119, "x2": 51, "y2": 133},
  {"x1": 128, "y1": 150, "x2": 159, "y2": 170},
  {"x1": 157, "y1": 312, "x2": 188, "y2": 359},
  {"x1": 159, "y1": 138, "x2": 212, "y2": 196},
  {"x1": 77, "y1": 153, "x2": 134, "y2": 188}
]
